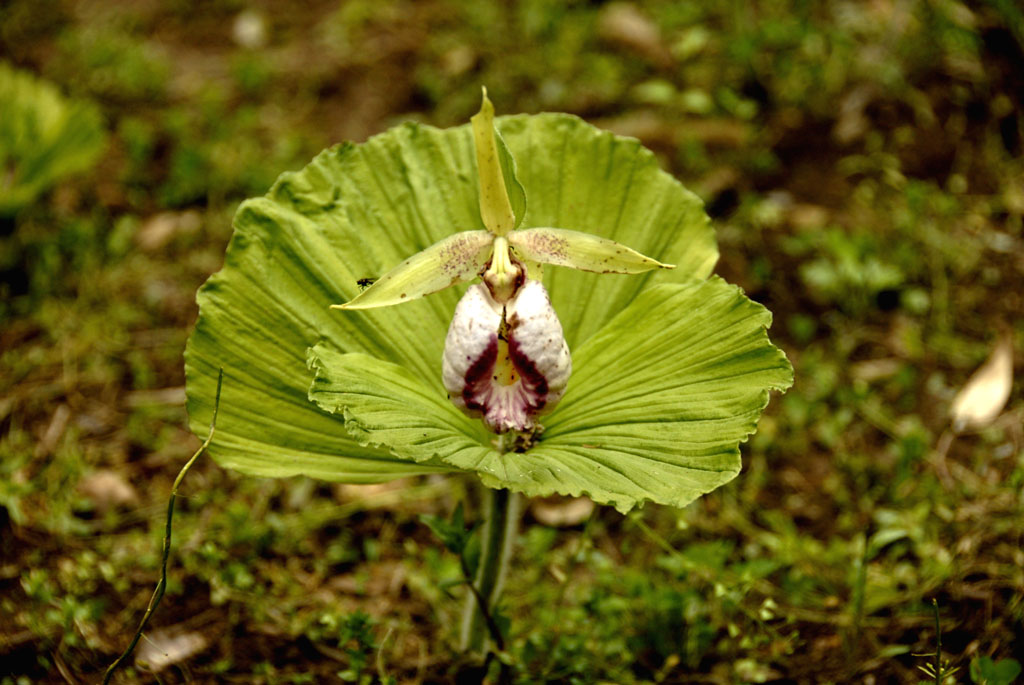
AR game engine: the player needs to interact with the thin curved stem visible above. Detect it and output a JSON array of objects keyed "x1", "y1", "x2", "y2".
[{"x1": 103, "y1": 370, "x2": 222, "y2": 684}]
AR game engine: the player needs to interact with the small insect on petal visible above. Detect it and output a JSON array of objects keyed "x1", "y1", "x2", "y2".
[
  {"x1": 443, "y1": 280, "x2": 570, "y2": 435},
  {"x1": 333, "y1": 230, "x2": 493, "y2": 310}
]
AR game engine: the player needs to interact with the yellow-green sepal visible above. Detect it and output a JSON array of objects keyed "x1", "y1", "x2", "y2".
[
  {"x1": 471, "y1": 88, "x2": 526, "y2": 236},
  {"x1": 508, "y1": 227, "x2": 675, "y2": 274},
  {"x1": 332, "y1": 230, "x2": 493, "y2": 310}
]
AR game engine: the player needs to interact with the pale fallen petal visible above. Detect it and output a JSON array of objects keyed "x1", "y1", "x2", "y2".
[
  {"x1": 333, "y1": 230, "x2": 493, "y2": 310},
  {"x1": 509, "y1": 227, "x2": 674, "y2": 274},
  {"x1": 232, "y1": 9, "x2": 268, "y2": 49},
  {"x1": 34, "y1": 404, "x2": 70, "y2": 458},
  {"x1": 950, "y1": 335, "x2": 1014, "y2": 432}
]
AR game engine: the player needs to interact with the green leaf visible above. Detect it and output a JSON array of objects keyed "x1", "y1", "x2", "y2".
[
  {"x1": 332, "y1": 229, "x2": 492, "y2": 310},
  {"x1": 0, "y1": 62, "x2": 107, "y2": 215},
  {"x1": 307, "y1": 346, "x2": 494, "y2": 467},
  {"x1": 186, "y1": 113, "x2": 723, "y2": 487},
  {"x1": 995, "y1": 660, "x2": 1022, "y2": 681},
  {"x1": 437, "y1": 577, "x2": 469, "y2": 594},
  {"x1": 971, "y1": 657, "x2": 1022, "y2": 685},
  {"x1": 306, "y1": 279, "x2": 791, "y2": 512},
  {"x1": 509, "y1": 227, "x2": 674, "y2": 274},
  {"x1": 420, "y1": 502, "x2": 474, "y2": 554},
  {"x1": 534, "y1": 279, "x2": 792, "y2": 511}
]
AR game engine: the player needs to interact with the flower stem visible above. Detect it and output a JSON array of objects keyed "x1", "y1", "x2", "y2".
[
  {"x1": 103, "y1": 369, "x2": 223, "y2": 684},
  {"x1": 460, "y1": 487, "x2": 519, "y2": 654}
]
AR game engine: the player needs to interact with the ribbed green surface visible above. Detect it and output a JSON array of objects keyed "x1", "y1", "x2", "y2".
[
  {"x1": 308, "y1": 280, "x2": 792, "y2": 512},
  {"x1": 184, "y1": 113, "x2": 771, "y2": 498},
  {"x1": 500, "y1": 115, "x2": 717, "y2": 347}
]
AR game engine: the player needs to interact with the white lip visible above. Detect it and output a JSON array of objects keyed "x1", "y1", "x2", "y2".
[{"x1": 442, "y1": 280, "x2": 571, "y2": 434}]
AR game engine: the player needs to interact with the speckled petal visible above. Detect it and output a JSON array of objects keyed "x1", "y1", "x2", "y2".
[
  {"x1": 509, "y1": 227, "x2": 673, "y2": 274},
  {"x1": 333, "y1": 230, "x2": 494, "y2": 310},
  {"x1": 506, "y1": 280, "x2": 571, "y2": 410},
  {"x1": 442, "y1": 284, "x2": 503, "y2": 416}
]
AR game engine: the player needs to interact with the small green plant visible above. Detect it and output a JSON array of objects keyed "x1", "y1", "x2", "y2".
[
  {"x1": 421, "y1": 499, "x2": 512, "y2": 665},
  {"x1": 306, "y1": 609, "x2": 385, "y2": 684},
  {"x1": 0, "y1": 62, "x2": 106, "y2": 215},
  {"x1": 797, "y1": 227, "x2": 905, "y2": 314},
  {"x1": 970, "y1": 657, "x2": 1022, "y2": 685},
  {"x1": 52, "y1": 24, "x2": 170, "y2": 102},
  {"x1": 916, "y1": 599, "x2": 961, "y2": 685}
]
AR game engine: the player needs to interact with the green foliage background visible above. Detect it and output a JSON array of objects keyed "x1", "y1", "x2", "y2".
[{"x1": 1, "y1": 0, "x2": 1022, "y2": 682}]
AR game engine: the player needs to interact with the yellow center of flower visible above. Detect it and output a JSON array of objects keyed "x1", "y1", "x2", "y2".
[
  {"x1": 493, "y1": 336, "x2": 519, "y2": 386},
  {"x1": 483, "y1": 236, "x2": 523, "y2": 304}
]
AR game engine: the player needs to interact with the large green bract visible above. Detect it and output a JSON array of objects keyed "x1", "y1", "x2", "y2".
[{"x1": 184, "y1": 113, "x2": 792, "y2": 512}]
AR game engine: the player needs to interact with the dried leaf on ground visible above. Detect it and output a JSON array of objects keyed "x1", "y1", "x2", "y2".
[
  {"x1": 950, "y1": 335, "x2": 1014, "y2": 432},
  {"x1": 77, "y1": 469, "x2": 139, "y2": 511},
  {"x1": 135, "y1": 629, "x2": 208, "y2": 673},
  {"x1": 136, "y1": 211, "x2": 201, "y2": 252},
  {"x1": 34, "y1": 404, "x2": 70, "y2": 458},
  {"x1": 596, "y1": 2, "x2": 672, "y2": 67},
  {"x1": 530, "y1": 496, "x2": 595, "y2": 527}
]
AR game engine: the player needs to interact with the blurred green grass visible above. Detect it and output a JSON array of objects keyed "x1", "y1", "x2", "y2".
[{"x1": 1, "y1": 0, "x2": 1023, "y2": 682}]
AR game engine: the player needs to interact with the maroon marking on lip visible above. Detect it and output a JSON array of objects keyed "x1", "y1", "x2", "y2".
[
  {"x1": 508, "y1": 335, "x2": 549, "y2": 412},
  {"x1": 461, "y1": 336, "x2": 498, "y2": 412}
]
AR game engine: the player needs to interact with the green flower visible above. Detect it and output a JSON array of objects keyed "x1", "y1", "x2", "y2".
[{"x1": 184, "y1": 92, "x2": 792, "y2": 513}]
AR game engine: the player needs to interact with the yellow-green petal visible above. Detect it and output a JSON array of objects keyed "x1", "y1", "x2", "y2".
[
  {"x1": 498, "y1": 114, "x2": 717, "y2": 347},
  {"x1": 508, "y1": 227, "x2": 674, "y2": 274},
  {"x1": 333, "y1": 229, "x2": 493, "y2": 310},
  {"x1": 309, "y1": 346, "x2": 493, "y2": 464}
]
